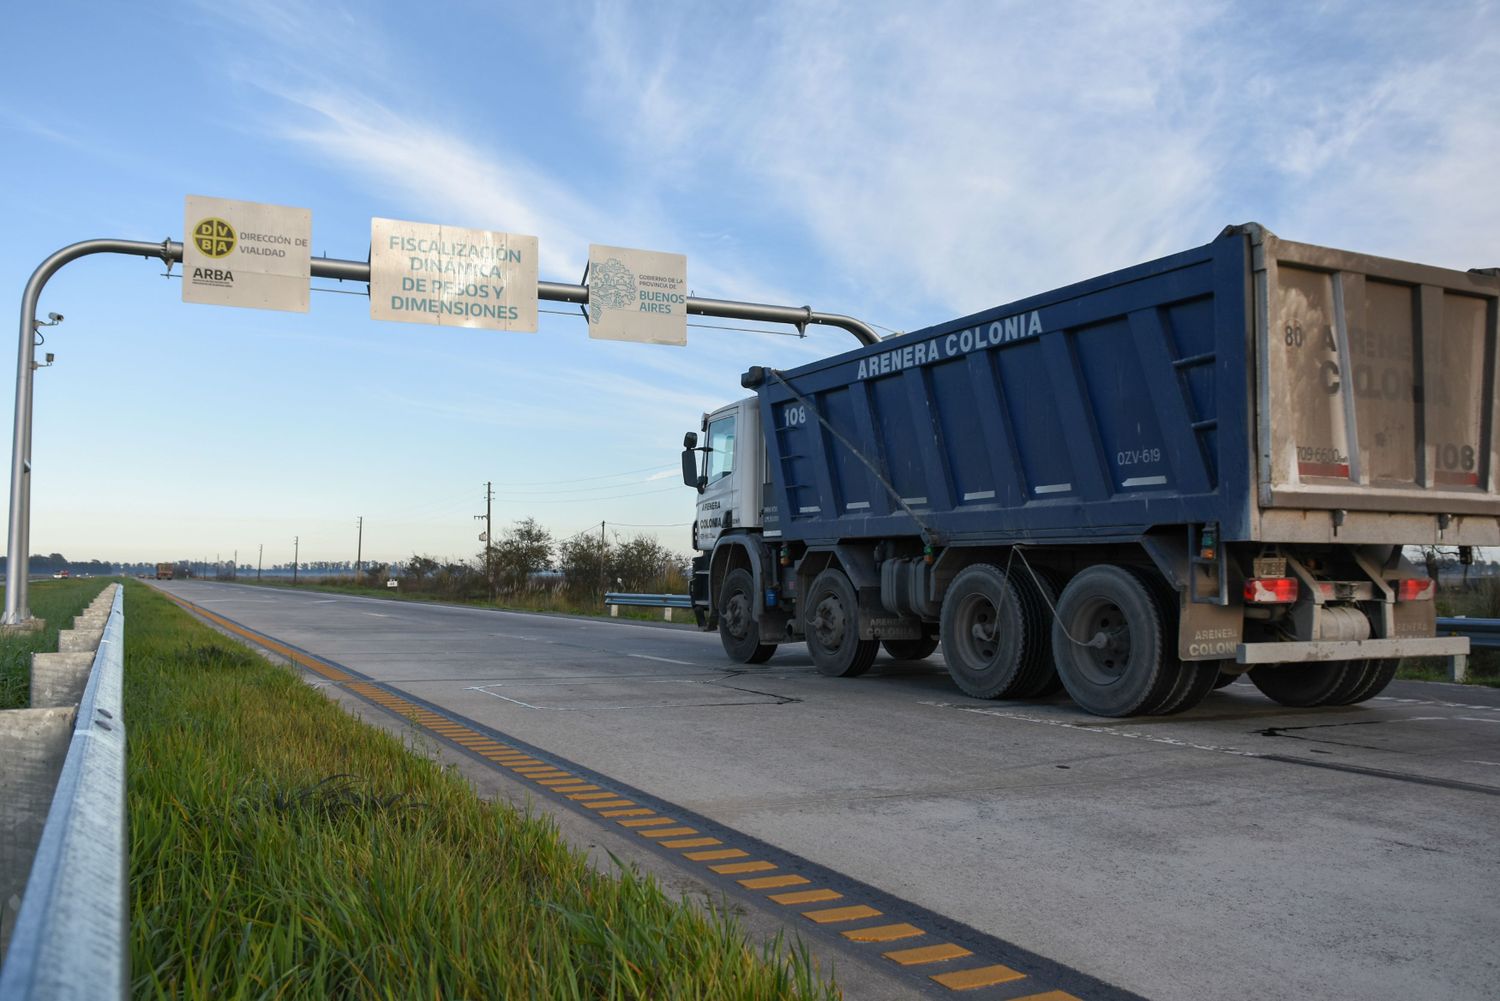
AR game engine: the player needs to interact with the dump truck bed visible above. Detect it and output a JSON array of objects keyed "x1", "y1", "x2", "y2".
[{"x1": 753, "y1": 225, "x2": 1499, "y2": 547}]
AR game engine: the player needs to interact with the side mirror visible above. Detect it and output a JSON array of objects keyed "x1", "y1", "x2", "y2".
[
  {"x1": 682, "y1": 446, "x2": 699, "y2": 488},
  {"x1": 683, "y1": 431, "x2": 698, "y2": 449}
]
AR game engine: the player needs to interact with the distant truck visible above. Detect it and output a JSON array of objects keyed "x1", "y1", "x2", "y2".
[
  {"x1": 682, "y1": 224, "x2": 1496, "y2": 717},
  {"x1": 155, "y1": 563, "x2": 175, "y2": 580}
]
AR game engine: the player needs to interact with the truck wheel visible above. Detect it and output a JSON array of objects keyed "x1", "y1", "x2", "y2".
[
  {"x1": 1051, "y1": 565, "x2": 1175, "y2": 717},
  {"x1": 805, "y1": 569, "x2": 879, "y2": 677},
  {"x1": 1330, "y1": 659, "x2": 1397, "y2": 705},
  {"x1": 1012, "y1": 566, "x2": 1063, "y2": 698},
  {"x1": 1125, "y1": 567, "x2": 1214, "y2": 716},
  {"x1": 940, "y1": 564, "x2": 1049, "y2": 699},
  {"x1": 1248, "y1": 661, "x2": 1361, "y2": 707},
  {"x1": 882, "y1": 636, "x2": 938, "y2": 661},
  {"x1": 718, "y1": 569, "x2": 776, "y2": 664},
  {"x1": 1211, "y1": 667, "x2": 1240, "y2": 689}
]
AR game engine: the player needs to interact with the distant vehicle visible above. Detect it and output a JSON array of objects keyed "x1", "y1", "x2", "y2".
[
  {"x1": 51, "y1": 570, "x2": 70, "y2": 579},
  {"x1": 155, "y1": 563, "x2": 175, "y2": 580}
]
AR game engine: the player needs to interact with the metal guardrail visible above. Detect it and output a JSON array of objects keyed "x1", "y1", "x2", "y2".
[
  {"x1": 0, "y1": 586, "x2": 127, "y2": 999},
  {"x1": 604, "y1": 592, "x2": 693, "y2": 609},
  {"x1": 1436, "y1": 617, "x2": 1500, "y2": 649}
]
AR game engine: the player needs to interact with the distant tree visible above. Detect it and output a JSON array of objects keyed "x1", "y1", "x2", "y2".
[
  {"x1": 613, "y1": 534, "x2": 675, "y2": 592},
  {"x1": 404, "y1": 555, "x2": 440, "y2": 584},
  {"x1": 558, "y1": 534, "x2": 610, "y2": 602},
  {"x1": 490, "y1": 519, "x2": 553, "y2": 595}
]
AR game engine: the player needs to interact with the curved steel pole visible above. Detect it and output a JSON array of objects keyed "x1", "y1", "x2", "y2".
[
  {"x1": 6, "y1": 239, "x2": 173, "y2": 625},
  {"x1": 4, "y1": 239, "x2": 878, "y2": 625}
]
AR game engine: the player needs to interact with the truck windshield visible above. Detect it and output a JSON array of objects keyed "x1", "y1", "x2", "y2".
[{"x1": 707, "y1": 415, "x2": 736, "y2": 482}]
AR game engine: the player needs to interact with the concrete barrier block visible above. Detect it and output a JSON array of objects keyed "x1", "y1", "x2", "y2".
[
  {"x1": 0, "y1": 706, "x2": 76, "y2": 954},
  {"x1": 57, "y1": 628, "x2": 104, "y2": 654},
  {"x1": 29, "y1": 652, "x2": 95, "y2": 709}
]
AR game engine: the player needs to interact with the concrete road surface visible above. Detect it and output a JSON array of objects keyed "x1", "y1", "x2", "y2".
[{"x1": 153, "y1": 580, "x2": 1500, "y2": 1001}]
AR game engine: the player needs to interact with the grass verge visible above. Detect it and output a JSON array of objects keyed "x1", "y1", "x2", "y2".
[
  {"x1": 0, "y1": 577, "x2": 112, "y2": 709},
  {"x1": 124, "y1": 581, "x2": 838, "y2": 999}
]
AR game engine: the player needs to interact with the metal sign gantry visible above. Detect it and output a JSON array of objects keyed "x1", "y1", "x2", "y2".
[{"x1": 4, "y1": 237, "x2": 879, "y2": 625}]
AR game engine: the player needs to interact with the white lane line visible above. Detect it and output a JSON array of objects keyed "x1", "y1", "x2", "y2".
[
  {"x1": 1457, "y1": 717, "x2": 1500, "y2": 725},
  {"x1": 310, "y1": 599, "x2": 339, "y2": 604},
  {"x1": 1374, "y1": 696, "x2": 1500, "y2": 713},
  {"x1": 919, "y1": 701, "x2": 1264, "y2": 757},
  {"x1": 492, "y1": 632, "x2": 549, "y2": 643},
  {"x1": 1465, "y1": 760, "x2": 1500, "y2": 766},
  {"x1": 628, "y1": 653, "x2": 697, "y2": 666},
  {"x1": 363, "y1": 612, "x2": 390, "y2": 618}
]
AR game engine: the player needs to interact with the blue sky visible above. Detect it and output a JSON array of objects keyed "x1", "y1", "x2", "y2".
[{"x1": 1, "y1": 0, "x2": 1495, "y2": 567}]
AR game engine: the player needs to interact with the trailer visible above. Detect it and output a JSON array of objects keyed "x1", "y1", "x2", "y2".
[
  {"x1": 155, "y1": 563, "x2": 174, "y2": 580},
  {"x1": 681, "y1": 224, "x2": 1497, "y2": 716}
]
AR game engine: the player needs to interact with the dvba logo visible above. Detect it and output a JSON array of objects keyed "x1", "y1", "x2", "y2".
[{"x1": 192, "y1": 217, "x2": 236, "y2": 258}]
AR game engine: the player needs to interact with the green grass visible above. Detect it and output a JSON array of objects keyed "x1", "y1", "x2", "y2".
[
  {"x1": 0, "y1": 577, "x2": 112, "y2": 709},
  {"x1": 123, "y1": 581, "x2": 838, "y2": 1000}
]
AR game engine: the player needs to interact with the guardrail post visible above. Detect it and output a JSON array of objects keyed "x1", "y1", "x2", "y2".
[
  {"x1": 1448, "y1": 652, "x2": 1468, "y2": 683},
  {"x1": 0, "y1": 708, "x2": 75, "y2": 952}
]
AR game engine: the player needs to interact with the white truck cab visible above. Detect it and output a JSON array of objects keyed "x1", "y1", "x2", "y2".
[{"x1": 685, "y1": 398, "x2": 764, "y2": 551}]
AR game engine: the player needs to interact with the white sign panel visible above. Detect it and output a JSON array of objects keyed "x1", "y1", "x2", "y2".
[
  {"x1": 182, "y1": 196, "x2": 311, "y2": 312},
  {"x1": 587, "y1": 244, "x2": 688, "y2": 346},
  {"x1": 370, "y1": 218, "x2": 538, "y2": 332}
]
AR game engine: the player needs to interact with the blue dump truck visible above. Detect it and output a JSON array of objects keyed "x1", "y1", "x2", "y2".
[{"x1": 682, "y1": 224, "x2": 1499, "y2": 716}]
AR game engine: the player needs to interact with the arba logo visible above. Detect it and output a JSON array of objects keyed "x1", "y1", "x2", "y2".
[{"x1": 192, "y1": 217, "x2": 236, "y2": 258}]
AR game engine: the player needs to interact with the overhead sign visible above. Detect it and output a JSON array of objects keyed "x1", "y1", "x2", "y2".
[
  {"x1": 587, "y1": 244, "x2": 688, "y2": 346},
  {"x1": 182, "y1": 196, "x2": 311, "y2": 312},
  {"x1": 370, "y1": 218, "x2": 538, "y2": 332}
]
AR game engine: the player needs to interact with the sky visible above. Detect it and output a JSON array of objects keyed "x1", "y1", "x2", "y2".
[{"x1": 0, "y1": 0, "x2": 1496, "y2": 568}]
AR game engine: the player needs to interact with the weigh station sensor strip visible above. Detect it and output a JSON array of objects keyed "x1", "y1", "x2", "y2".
[{"x1": 161, "y1": 591, "x2": 1142, "y2": 1001}]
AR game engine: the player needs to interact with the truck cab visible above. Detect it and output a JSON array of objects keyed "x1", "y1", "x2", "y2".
[
  {"x1": 683, "y1": 398, "x2": 779, "y2": 649},
  {"x1": 688, "y1": 398, "x2": 764, "y2": 551}
]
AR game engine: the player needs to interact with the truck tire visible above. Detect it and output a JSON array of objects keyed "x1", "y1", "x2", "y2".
[
  {"x1": 1248, "y1": 660, "x2": 1361, "y2": 707},
  {"x1": 939, "y1": 564, "x2": 1041, "y2": 698},
  {"x1": 1330, "y1": 659, "x2": 1398, "y2": 705},
  {"x1": 718, "y1": 569, "x2": 777, "y2": 664},
  {"x1": 1212, "y1": 667, "x2": 1240, "y2": 689},
  {"x1": 1013, "y1": 566, "x2": 1063, "y2": 698},
  {"x1": 1125, "y1": 567, "x2": 1215, "y2": 715},
  {"x1": 1051, "y1": 565, "x2": 1176, "y2": 717},
  {"x1": 882, "y1": 636, "x2": 938, "y2": 661},
  {"x1": 805, "y1": 568, "x2": 879, "y2": 677}
]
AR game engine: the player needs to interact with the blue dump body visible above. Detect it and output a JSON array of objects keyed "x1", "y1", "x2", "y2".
[{"x1": 751, "y1": 224, "x2": 1500, "y2": 548}]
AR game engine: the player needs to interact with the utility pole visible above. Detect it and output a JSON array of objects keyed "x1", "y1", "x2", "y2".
[
  {"x1": 599, "y1": 520, "x2": 606, "y2": 604},
  {"x1": 355, "y1": 516, "x2": 363, "y2": 583},
  {"x1": 292, "y1": 536, "x2": 299, "y2": 586},
  {"x1": 475, "y1": 482, "x2": 494, "y2": 601},
  {"x1": 257, "y1": 543, "x2": 263, "y2": 581}
]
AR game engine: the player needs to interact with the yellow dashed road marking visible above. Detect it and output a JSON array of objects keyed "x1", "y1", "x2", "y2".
[
  {"x1": 711, "y1": 860, "x2": 776, "y2": 875},
  {"x1": 884, "y1": 943, "x2": 973, "y2": 965},
  {"x1": 685, "y1": 848, "x2": 747, "y2": 861},
  {"x1": 770, "y1": 888, "x2": 842, "y2": 905},
  {"x1": 801, "y1": 904, "x2": 883, "y2": 924},
  {"x1": 841, "y1": 921, "x2": 921, "y2": 941},
  {"x1": 585, "y1": 799, "x2": 635, "y2": 809},
  {"x1": 739, "y1": 874, "x2": 809, "y2": 890},
  {"x1": 600, "y1": 807, "x2": 653, "y2": 818},
  {"x1": 661, "y1": 836, "x2": 721, "y2": 848},
  {"x1": 568, "y1": 791, "x2": 617, "y2": 801},
  {"x1": 639, "y1": 827, "x2": 699, "y2": 839},
  {"x1": 930, "y1": 965, "x2": 1029, "y2": 991},
  {"x1": 619, "y1": 817, "x2": 675, "y2": 828}
]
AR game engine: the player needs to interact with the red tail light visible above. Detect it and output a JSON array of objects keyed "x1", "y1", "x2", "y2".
[
  {"x1": 1397, "y1": 578, "x2": 1436, "y2": 601},
  {"x1": 1244, "y1": 577, "x2": 1298, "y2": 604}
]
